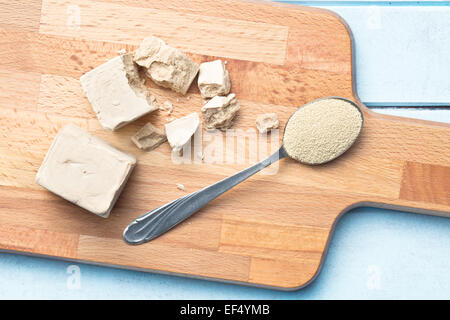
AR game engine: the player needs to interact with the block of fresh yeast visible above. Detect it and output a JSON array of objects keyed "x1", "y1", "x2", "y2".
[{"x1": 35, "y1": 124, "x2": 136, "y2": 218}]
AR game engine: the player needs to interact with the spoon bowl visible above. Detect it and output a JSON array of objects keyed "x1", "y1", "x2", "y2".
[{"x1": 283, "y1": 96, "x2": 364, "y2": 165}]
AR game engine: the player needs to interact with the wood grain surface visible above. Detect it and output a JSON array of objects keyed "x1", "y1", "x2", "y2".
[{"x1": 0, "y1": 0, "x2": 449, "y2": 289}]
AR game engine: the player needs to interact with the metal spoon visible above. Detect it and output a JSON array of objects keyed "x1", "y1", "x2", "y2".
[{"x1": 123, "y1": 97, "x2": 364, "y2": 245}]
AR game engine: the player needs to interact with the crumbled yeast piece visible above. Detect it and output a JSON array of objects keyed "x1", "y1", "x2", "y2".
[
  {"x1": 131, "y1": 123, "x2": 167, "y2": 151},
  {"x1": 256, "y1": 113, "x2": 279, "y2": 134},
  {"x1": 164, "y1": 100, "x2": 173, "y2": 114},
  {"x1": 35, "y1": 124, "x2": 136, "y2": 218},
  {"x1": 80, "y1": 54, "x2": 158, "y2": 131},
  {"x1": 201, "y1": 93, "x2": 240, "y2": 130},
  {"x1": 165, "y1": 113, "x2": 200, "y2": 152},
  {"x1": 197, "y1": 59, "x2": 231, "y2": 98},
  {"x1": 176, "y1": 183, "x2": 185, "y2": 191},
  {"x1": 196, "y1": 152, "x2": 204, "y2": 161},
  {"x1": 117, "y1": 48, "x2": 127, "y2": 55},
  {"x1": 133, "y1": 36, "x2": 199, "y2": 95}
]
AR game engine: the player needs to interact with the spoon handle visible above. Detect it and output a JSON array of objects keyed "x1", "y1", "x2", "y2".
[{"x1": 123, "y1": 147, "x2": 287, "y2": 245}]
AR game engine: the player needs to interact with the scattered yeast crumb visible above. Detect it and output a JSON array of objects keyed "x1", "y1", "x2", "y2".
[
  {"x1": 164, "y1": 100, "x2": 173, "y2": 114},
  {"x1": 176, "y1": 183, "x2": 185, "y2": 191},
  {"x1": 196, "y1": 152, "x2": 204, "y2": 161},
  {"x1": 256, "y1": 113, "x2": 279, "y2": 134}
]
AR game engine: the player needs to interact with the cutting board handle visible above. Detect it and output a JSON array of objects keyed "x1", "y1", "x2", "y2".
[{"x1": 357, "y1": 108, "x2": 450, "y2": 217}]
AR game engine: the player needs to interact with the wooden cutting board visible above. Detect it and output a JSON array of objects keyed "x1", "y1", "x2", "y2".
[{"x1": 0, "y1": 0, "x2": 449, "y2": 290}]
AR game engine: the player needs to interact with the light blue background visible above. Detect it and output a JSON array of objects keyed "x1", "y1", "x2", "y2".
[{"x1": 1, "y1": 1, "x2": 449, "y2": 299}]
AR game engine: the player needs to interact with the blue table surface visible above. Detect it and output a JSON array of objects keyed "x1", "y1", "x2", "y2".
[{"x1": 1, "y1": 1, "x2": 449, "y2": 299}]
